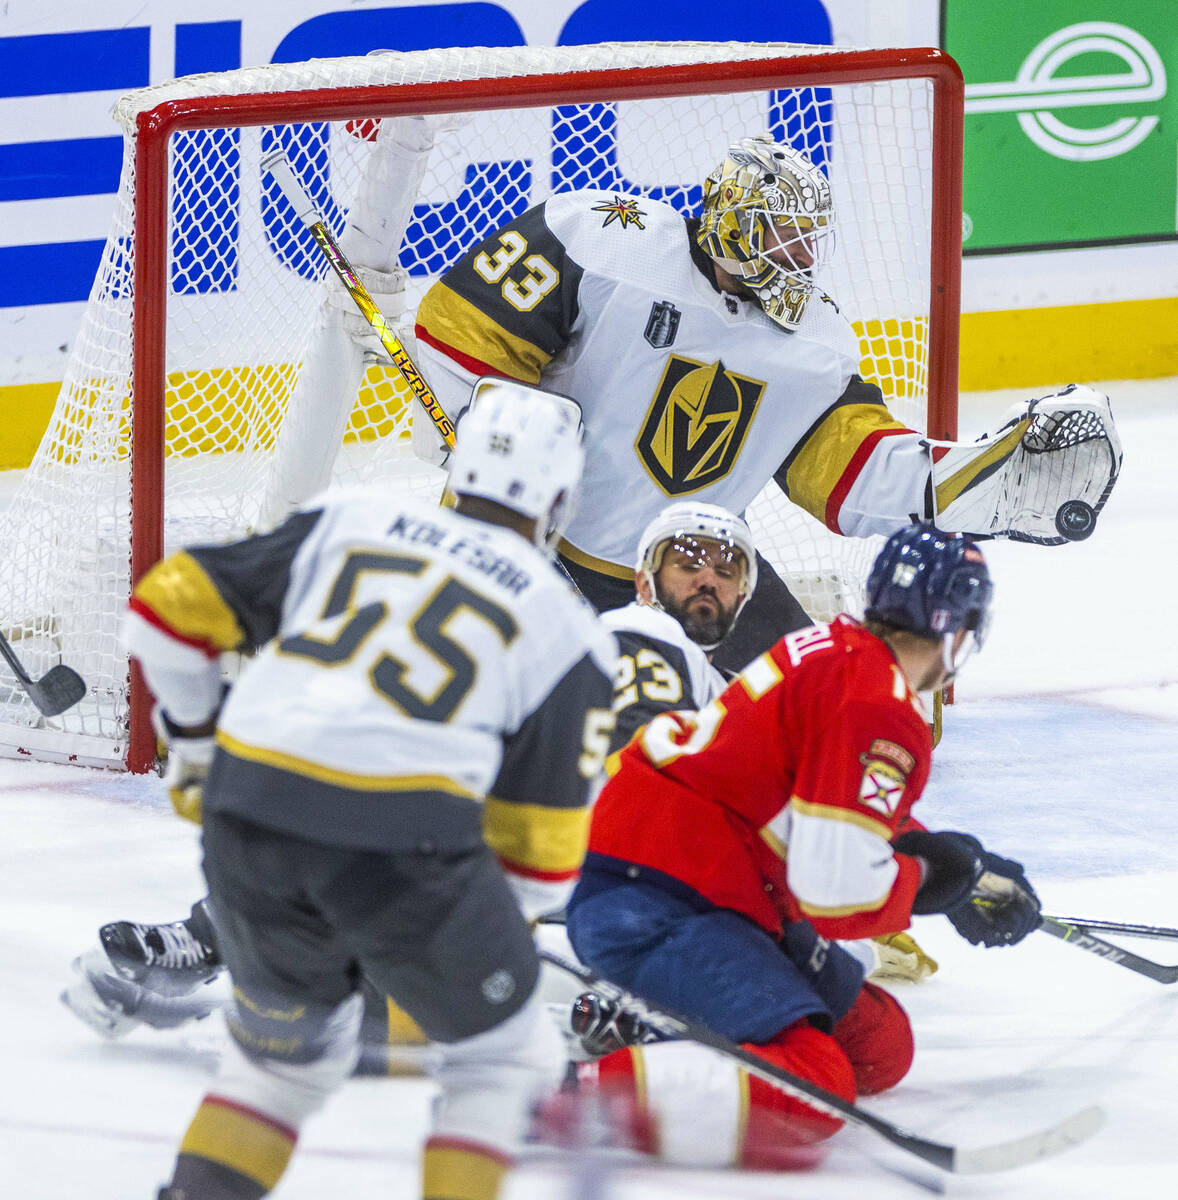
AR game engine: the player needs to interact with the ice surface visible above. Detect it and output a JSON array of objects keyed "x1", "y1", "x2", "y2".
[{"x1": 1, "y1": 379, "x2": 1175, "y2": 1198}]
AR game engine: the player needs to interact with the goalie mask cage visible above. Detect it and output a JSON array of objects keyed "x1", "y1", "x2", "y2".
[{"x1": 0, "y1": 42, "x2": 962, "y2": 771}]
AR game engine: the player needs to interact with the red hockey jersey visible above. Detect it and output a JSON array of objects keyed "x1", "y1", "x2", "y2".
[{"x1": 587, "y1": 616, "x2": 931, "y2": 941}]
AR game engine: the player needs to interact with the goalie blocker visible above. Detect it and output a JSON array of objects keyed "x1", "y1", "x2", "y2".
[{"x1": 930, "y1": 384, "x2": 1122, "y2": 544}]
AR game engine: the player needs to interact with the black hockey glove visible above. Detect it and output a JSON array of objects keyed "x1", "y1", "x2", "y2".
[
  {"x1": 780, "y1": 920, "x2": 867, "y2": 1024},
  {"x1": 947, "y1": 852, "x2": 1042, "y2": 948},
  {"x1": 892, "y1": 829, "x2": 985, "y2": 915}
]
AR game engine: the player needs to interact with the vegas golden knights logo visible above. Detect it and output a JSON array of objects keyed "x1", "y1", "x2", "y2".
[{"x1": 635, "y1": 356, "x2": 765, "y2": 495}]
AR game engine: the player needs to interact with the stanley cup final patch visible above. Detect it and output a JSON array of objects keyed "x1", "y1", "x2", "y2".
[
  {"x1": 857, "y1": 738, "x2": 915, "y2": 818},
  {"x1": 645, "y1": 301, "x2": 681, "y2": 349}
]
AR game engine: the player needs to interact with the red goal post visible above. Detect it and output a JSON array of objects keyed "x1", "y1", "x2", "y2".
[{"x1": 0, "y1": 42, "x2": 963, "y2": 771}]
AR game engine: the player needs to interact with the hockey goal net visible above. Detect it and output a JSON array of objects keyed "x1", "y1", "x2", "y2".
[{"x1": 0, "y1": 41, "x2": 962, "y2": 770}]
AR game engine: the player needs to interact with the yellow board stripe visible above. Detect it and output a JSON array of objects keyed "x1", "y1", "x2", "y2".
[
  {"x1": 0, "y1": 381, "x2": 58, "y2": 469},
  {"x1": 134, "y1": 550, "x2": 245, "y2": 652},
  {"x1": 959, "y1": 296, "x2": 1178, "y2": 390},
  {"x1": 416, "y1": 281, "x2": 551, "y2": 383},
  {"x1": 423, "y1": 1138, "x2": 510, "y2": 1200},
  {"x1": 179, "y1": 1096, "x2": 295, "y2": 1191},
  {"x1": 783, "y1": 403, "x2": 910, "y2": 526},
  {"x1": 483, "y1": 795, "x2": 590, "y2": 875},
  {"x1": 6, "y1": 297, "x2": 1177, "y2": 473},
  {"x1": 215, "y1": 729, "x2": 478, "y2": 797},
  {"x1": 932, "y1": 417, "x2": 1029, "y2": 511}
]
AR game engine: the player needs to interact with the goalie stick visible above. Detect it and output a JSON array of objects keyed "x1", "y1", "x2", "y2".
[
  {"x1": 538, "y1": 947, "x2": 1103, "y2": 1174},
  {"x1": 1043, "y1": 914, "x2": 1178, "y2": 943},
  {"x1": 0, "y1": 631, "x2": 87, "y2": 717},
  {"x1": 261, "y1": 150, "x2": 456, "y2": 452},
  {"x1": 1037, "y1": 915, "x2": 1178, "y2": 984},
  {"x1": 262, "y1": 151, "x2": 587, "y2": 597}
]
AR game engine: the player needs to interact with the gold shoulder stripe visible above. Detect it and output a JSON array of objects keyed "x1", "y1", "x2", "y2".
[
  {"x1": 933, "y1": 418, "x2": 1030, "y2": 511},
  {"x1": 134, "y1": 551, "x2": 244, "y2": 652},
  {"x1": 483, "y1": 795, "x2": 590, "y2": 875},
  {"x1": 556, "y1": 538, "x2": 632, "y2": 579},
  {"x1": 784, "y1": 403, "x2": 909, "y2": 525},
  {"x1": 215, "y1": 730, "x2": 477, "y2": 797},
  {"x1": 416, "y1": 280, "x2": 551, "y2": 383}
]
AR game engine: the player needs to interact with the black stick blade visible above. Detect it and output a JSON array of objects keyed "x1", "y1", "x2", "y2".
[{"x1": 26, "y1": 664, "x2": 87, "y2": 717}]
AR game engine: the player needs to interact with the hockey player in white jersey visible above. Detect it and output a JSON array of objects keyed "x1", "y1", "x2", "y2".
[
  {"x1": 131, "y1": 379, "x2": 615, "y2": 1200},
  {"x1": 604, "y1": 500, "x2": 752, "y2": 746},
  {"x1": 409, "y1": 132, "x2": 1122, "y2": 674},
  {"x1": 61, "y1": 502, "x2": 744, "y2": 1045}
]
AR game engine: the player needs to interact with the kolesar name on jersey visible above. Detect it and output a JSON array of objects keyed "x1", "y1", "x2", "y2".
[{"x1": 386, "y1": 514, "x2": 533, "y2": 595}]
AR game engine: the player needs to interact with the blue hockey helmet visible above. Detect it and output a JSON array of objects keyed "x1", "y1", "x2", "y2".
[{"x1": 865, "y1": 524, "x2": 993, "y2": 680}]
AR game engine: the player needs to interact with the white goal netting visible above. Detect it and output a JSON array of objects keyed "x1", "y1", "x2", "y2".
[{"x1": 0, "y1": 41, "x2": 957, "y2": 768}]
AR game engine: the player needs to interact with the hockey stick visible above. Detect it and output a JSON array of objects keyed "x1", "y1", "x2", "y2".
[
  {"x1": 261, "y1": 150, "x2": 456, "y2": 451},
  {"x1": 261, "y1": 151, "x2": 588, "y2": 596},
  {"x1": 538, "y1": 948, "x2": 1102, "y2": 1174},
  {"x1": 1042, "y1": 914, "x2": 1178, "y2": 943},
  {"x1": 1036, "y1": 915, "x2": 1178, "y2": 984},
  {"x1": 0, "y1": 630, "x2": 87, "y2": 717}
]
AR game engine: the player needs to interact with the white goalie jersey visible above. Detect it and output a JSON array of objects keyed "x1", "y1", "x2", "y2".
[
  {"x1": 413, "y1": 191, "x2": 1122, "y2": 569},
  {"x1": 414, "y1": 189, "x2": 933, "y2": 579}
]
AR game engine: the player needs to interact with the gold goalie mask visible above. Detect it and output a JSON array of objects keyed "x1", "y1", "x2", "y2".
[{"x1": 697, "y1": 134, "x2": 835, "y2": 331}]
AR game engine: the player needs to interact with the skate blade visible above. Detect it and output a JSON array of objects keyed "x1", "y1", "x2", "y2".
[{"x1": 60, "y1": 972, "x2": 141, "y2": 1040}]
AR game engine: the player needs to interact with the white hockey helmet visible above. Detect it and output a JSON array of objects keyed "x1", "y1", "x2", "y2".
[
  {"x1": 636, "y1": 501, "x2": 758, "y2": 630},
  {"x1": 697, "y1": 133, "x2": 835, "y2": 331},
  {"x1": 448, "y1": 377, "x2": 585, "y2": 551}
]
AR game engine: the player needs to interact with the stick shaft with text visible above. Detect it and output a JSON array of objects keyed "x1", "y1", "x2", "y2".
[{"x1": 260, "y1": 150, "x2": 455, "y2": 450}]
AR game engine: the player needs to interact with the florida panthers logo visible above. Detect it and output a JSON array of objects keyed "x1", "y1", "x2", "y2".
[{"x1": 635, "y1": 355, "x2": 764, "y2": 494}]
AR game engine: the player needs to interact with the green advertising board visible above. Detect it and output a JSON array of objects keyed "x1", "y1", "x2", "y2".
[{"x1": 944, "y1": 1, "x2": 1178, "y2": 252}]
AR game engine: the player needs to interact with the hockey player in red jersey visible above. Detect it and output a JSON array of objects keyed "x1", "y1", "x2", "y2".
[{"x1": 564, "y1": 523, "x2": 1042, "y2": 1167}]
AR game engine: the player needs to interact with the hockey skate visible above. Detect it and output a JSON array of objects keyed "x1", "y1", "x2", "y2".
[
  {"x1": 61, "y1": 949, "x2": 225, "y2": 1040},
  {"x1": 100, "y1": 913, "x2": 221, "y2": 997}
]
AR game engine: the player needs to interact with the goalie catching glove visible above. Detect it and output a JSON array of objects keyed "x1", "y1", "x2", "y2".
[
  {"x1": 929, "y1": 384, "x2": 1122, "y2": 544},
  {"x1": 893, "y1": 830, "x2": 1041, "y2": 948}
]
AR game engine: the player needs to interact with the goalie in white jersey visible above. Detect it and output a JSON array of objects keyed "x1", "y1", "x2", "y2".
[
  {"x1": 404, "y1": 132, "x2": 1122, "y2": 674},
  {"x1": 131, "y1": 379, "x2": 615, "y2": 1200}
]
